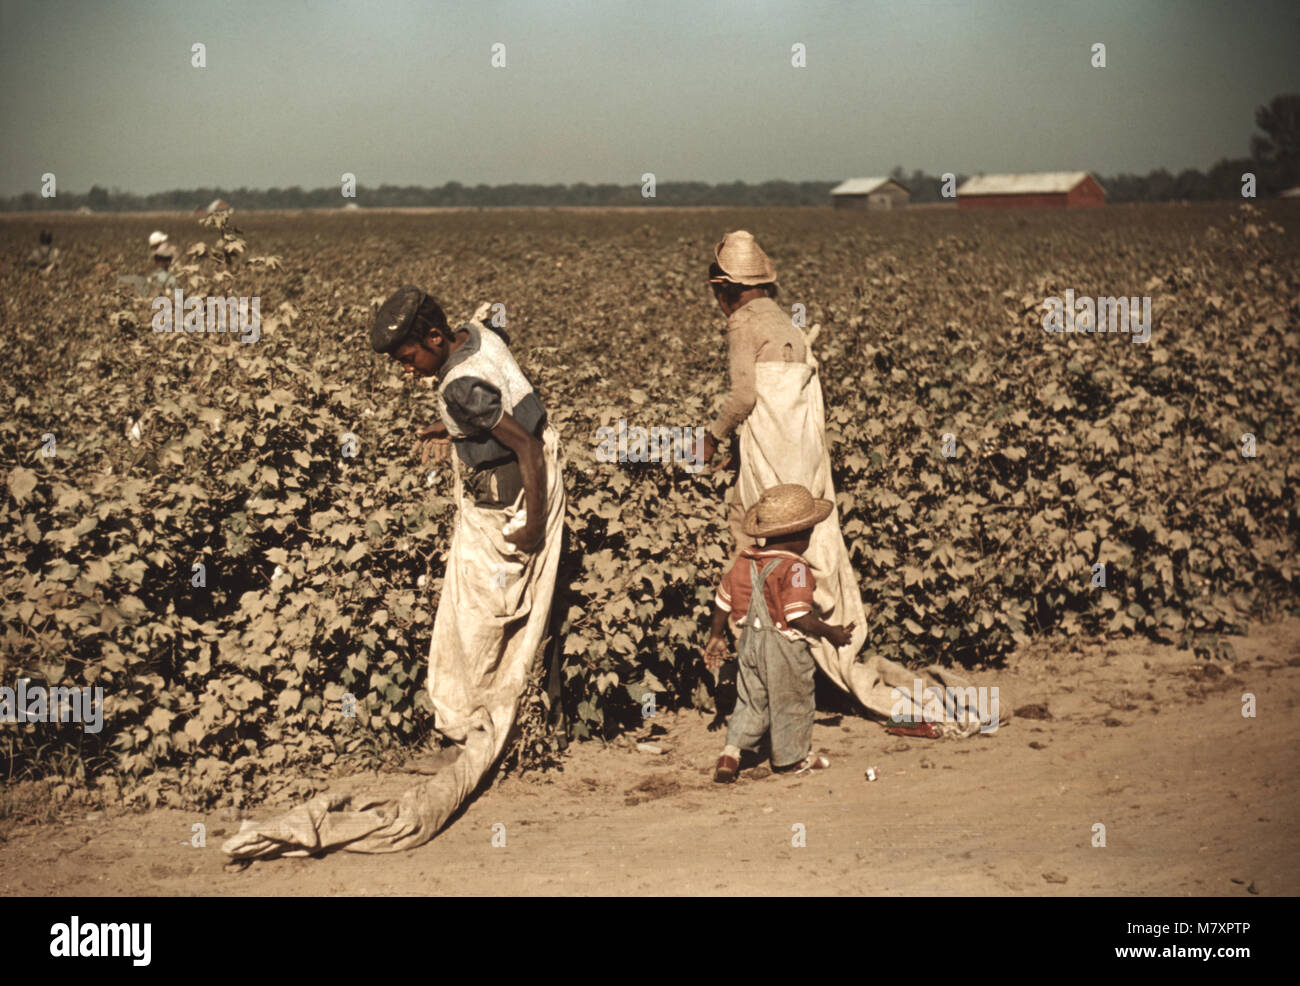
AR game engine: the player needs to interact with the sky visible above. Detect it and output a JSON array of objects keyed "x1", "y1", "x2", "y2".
[{"x1": 1, "y1": 0, "x2": 1297, "y2": 197}]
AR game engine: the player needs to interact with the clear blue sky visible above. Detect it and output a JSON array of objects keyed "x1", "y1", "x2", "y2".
[{"x1": 1, "y1": 0, "x2": 1296, "y2": 196}]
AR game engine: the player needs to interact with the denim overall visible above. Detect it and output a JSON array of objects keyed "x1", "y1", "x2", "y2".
[{"x1": 725, "y1": 558, "x2": 817, "y2": 768}]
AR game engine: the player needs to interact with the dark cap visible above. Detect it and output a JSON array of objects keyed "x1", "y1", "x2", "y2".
[{"x1": 371, "y1": 286, "x2": 426, "y2": 354}]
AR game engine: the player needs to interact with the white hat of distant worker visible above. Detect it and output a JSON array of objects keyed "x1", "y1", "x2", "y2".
[{"x1": 148, "y1": 231, "x2": 168, "y2": 248}]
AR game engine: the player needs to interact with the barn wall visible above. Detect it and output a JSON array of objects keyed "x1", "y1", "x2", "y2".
[
  {"x1": 1067, "y1": 177, "x2": 1107, "y2": 207},
  {"x1": 877, "y1": 188, "x2": 910, "y2": 208},
  {"x1": 833, "y1": 189, "x2": 910, "y2": 210},
  {"x1": 960, "y1": 179, "x2": 1107, "y2": 209},
  {"x1": 958, "y1": 193, "x2": 1071, "y2": 209}
]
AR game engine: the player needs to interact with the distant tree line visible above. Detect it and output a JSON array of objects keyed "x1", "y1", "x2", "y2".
[
  {"x1": 1, "y1": 180, "x2": 843, "y2": 211},
  {"x1": 6, "y1": 94, "x2": 1294, "y2": 212},
  {"x1": 0, "y1": 167, "x2": 1281, "y2": 212}
]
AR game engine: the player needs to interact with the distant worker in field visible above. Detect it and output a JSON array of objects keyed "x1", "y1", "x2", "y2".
[
  {"x1": 27, "y1": 230, "x2": 60, "y2": 273},
  {"x1": 223, "y1": 288, "x2": 566, "y2": 859},
  {"x1": 147, "y1": 230, "x2": 178, "y2": 289}
]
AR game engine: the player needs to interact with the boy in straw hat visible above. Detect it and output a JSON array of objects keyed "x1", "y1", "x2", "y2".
[{"x1": 704, "y1": 483, "x2": 855, "y2": 782}]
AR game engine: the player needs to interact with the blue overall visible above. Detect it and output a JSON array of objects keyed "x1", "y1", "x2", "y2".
[{"x1": 725, "y1": 559, "x2": 817, "y2": 768}]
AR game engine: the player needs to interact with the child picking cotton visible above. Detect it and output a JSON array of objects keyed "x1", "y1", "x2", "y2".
[{"x1": 703, "y1": 483, "x2": 855, "y2": 782}]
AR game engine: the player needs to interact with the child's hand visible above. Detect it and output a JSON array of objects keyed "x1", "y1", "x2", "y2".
[
  {"x1": 703, "y1": 635, "x2": 729, "y2": 672},
  {"x1": 827, "y1": 622, "x2": 856, "y2": 648}
]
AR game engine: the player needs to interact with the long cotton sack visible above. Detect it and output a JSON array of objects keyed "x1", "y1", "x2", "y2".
[
  {"x1": 736, "y1": 341, "x2": 992, "y2": 735},
  {"x1": 222, "y1": 426, "x2": 566, "y2": 858}
]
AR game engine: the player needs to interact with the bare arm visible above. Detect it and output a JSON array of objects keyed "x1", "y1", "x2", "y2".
[
  {"x1": 789, "y1": 613, "x2": 856, "y2": 648},
  {"x1": 489, "y1": 411, "x2": 547, "y2": 553},
  {"x1": 703, "y1": 602, "x2": 731, "y2": 671}
]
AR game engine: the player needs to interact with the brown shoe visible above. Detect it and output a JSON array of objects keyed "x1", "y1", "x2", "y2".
[{"x1": 713, "y1": 755, "x2": 739, "y2": 783}]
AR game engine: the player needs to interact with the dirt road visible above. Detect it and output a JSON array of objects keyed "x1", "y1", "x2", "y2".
[{"x1": 3, "y1": 621, "x2": 1297, "y2": 896}]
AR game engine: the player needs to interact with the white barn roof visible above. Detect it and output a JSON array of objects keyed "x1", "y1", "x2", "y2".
[
  {"x1": 830, "y1": 177, "x2": 907, "y2": 196},
  {"x1": 957, "y1": 171, "x2": 1097, "y2": 196}
]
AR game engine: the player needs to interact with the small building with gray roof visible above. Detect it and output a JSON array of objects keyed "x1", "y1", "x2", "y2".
[{"x1": 830, "y1": 177, "x2": 911, "y2": 210}]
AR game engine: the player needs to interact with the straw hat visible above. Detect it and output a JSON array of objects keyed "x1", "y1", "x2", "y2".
[
  {"x1": 709, "y1": 230, "x2": 777, "y2": 286},
  {"x1": 743, "y1": 483, "x2": 832, "y2": 538},
  {"x1": 148, "y1": 231, "x2": 168, "y2": 248}
]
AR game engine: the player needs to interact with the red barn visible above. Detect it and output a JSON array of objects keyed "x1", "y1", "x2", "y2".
[{"x1": 957, "y1": 171, "x2": 1106, "y2": 209}]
